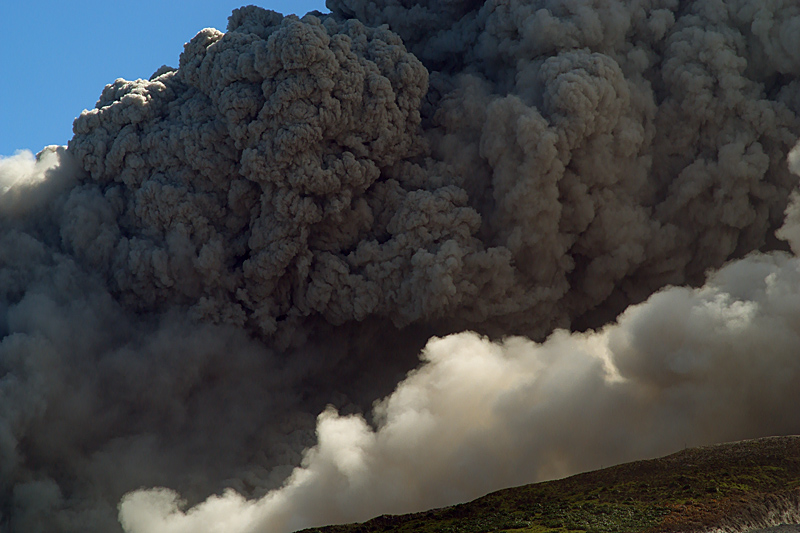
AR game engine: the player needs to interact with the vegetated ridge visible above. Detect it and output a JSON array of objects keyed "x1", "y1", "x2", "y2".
[{"x1": 299, "y1": 436, "x2": 800, "y2": 533}]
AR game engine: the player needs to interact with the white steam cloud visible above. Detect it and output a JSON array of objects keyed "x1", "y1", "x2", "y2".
[
  {"x1": 1, "y1": 1, "x2": 800, "y2": 532},
  {"x1": 119, "y1": 225, "x2": 800, "y2": 532}
]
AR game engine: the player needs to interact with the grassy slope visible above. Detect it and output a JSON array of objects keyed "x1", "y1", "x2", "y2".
[{"x1": 299, "y1": 436, "x2": 800, "y2": 533}]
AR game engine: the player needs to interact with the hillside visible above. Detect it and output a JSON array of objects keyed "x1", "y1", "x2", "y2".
[{"x1": 299, "y1": 436, "x2": 800, "y2": 533}]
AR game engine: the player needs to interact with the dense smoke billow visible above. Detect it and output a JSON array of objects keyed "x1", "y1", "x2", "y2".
[{"x1": 1, "y1": 1, "x2": 799, "y2": 532}]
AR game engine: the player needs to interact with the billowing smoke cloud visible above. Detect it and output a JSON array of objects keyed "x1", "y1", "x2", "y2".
[
  {"x1": 118, "y1": 218, "x2": 800, "y2": 532},
  {"x1": 1, "y1": 0, "x2": 800, "y2": 532}
]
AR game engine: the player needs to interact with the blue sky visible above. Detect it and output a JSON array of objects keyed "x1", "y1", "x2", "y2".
[{"x1": 1, "y1": 1, "x2": 329, "y2": 156}]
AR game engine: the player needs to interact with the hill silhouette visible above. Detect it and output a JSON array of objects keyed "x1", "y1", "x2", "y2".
[{"x1": 299, "y1": 436, "x2": 800, "y2": 533}]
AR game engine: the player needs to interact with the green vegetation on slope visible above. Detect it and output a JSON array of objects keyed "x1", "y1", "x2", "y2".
[{"x1": 299, "y1": 436, "x2": 800, "y2": 533}]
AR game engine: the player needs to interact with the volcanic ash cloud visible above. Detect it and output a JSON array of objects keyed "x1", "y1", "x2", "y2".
[
  {"x1": 1, "y1": 1, "x2": 800, "y2": 532},
  {"x1": 62, "y1": 1, "x2": 800, "y2": 344}
]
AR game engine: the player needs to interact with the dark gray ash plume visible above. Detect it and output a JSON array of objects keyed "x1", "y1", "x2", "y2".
[{"x1": 1, "y1": 1, "x2": 799, "y2": 531}]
